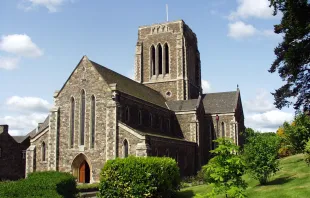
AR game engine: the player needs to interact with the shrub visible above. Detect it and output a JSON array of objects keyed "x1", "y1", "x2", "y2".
[
  {"x1": 243, "y1": 133, "x2": 280, "y2": 185},
  {"x1": 98, "y1": 156, "x2": 180, "y2": 198},
  {"x1": 203, "y1": 138, "x2": 247, "y2": 198},
  {"x1": 77, "y1": 183, "x2": 99, "y2": 193},
  {"x1": 0, "y1": 171, "x2": 77, "y2": 198},
  {"x1": 304, "y1": 139, "x2": 310, "y2": 166}
]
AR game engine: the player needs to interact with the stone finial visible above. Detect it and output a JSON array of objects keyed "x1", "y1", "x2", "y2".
[{"x1": 53, "y1": 90, "x2": 60, "y2": 98}]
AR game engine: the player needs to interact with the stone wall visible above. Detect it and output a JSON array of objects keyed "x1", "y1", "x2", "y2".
[
  {"x1": 31, "y1": 130, "x2": 49, "y2": 172},
  {"x1": 0, "y1": 125, "x2": 30, "y2": 180},
  {"x1": 51, "y1": 57, "x2": 112, "y2": 182},
  {"x1": 147, "y1": 135, "x2": 197, "y2": 176}
]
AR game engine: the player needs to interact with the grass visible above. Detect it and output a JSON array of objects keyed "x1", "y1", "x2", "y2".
[{"x1": 177, "y1": 154, "x2": 310, "y2": 198}]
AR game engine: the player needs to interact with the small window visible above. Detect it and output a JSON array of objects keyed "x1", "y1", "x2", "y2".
[
  {"x1": 138, "y1": 110, "x2": 142, "y2": 125},
  {"x1": 221, "y1": 122, "x2": 225, "y2": 137},
  {"x1": 22, "y1": 150, "x2": 26, "y2": 159},
  {"x1": 158, "y1": 44, "x2": 163, "y2": 74},
  {"x1": 125, "y1": 107, "x2": 130, "y2": 123},
  {"x1": 165, "y1": 149, "x2": 169, "y2": 157},
  {"x1": 155, "y1": 148, "x2": 159, "y2": 156},
  {"x1": 70, "y1": 97, "x2": 75, "y2": 148},
  {"x1": 80, "y1": 90, "x2": 86, "y2": 146},
  {"x1": 159, "y1": 117, "x2": 163, "y2": 131},
  {"x1": 175, "y1": 151, "x2": 178, "y2": 164},
  {"x1": 41, "y1": 142, "x2": 46, "y2": 162},
  {"x1": 0, "y1": 147, "x2": 2, "y2": 158},
  {"x1": 123, "y1": 139, "x2": 129, "y2": 158},
  {"x1": 164, "y1": 43, "x2": 169, "y2": 74},
  {"x1": 149, "y1": 113, "x2": 153, "y2": 128}
]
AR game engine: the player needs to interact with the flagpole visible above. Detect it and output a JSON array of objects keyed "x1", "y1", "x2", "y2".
[{"x1": 166, "y1": 4, "x2": 169, "y2": 22}]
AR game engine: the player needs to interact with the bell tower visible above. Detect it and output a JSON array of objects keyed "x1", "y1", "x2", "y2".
[{"x1": 134, "y1": 20, "x2": 202, "y2": 101}]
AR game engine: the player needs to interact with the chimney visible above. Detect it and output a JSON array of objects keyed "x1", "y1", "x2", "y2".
[{"x1": 0, "y1": 125, "x2": 9, "y2": 134}]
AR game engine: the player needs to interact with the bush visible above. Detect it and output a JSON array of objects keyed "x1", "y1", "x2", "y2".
[
  {"x1": 243, "y1": 133, "x2": 280, "y2": 185},
  {"x1": 77, "y1": 183, "x2": 99, "y2": 192},
  {"x1": 304, "y1": 140, "x2": 310, "y2": 166},
  {"x1": 98, "y1": 156, "x2": 180, "y2": 198},
  {"x1": 0, "y1": 171, "x2": 77, "y2": 198}
]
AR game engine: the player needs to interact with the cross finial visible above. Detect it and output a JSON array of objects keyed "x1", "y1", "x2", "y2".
[{"x1": 237, "y1": 84, "x2": 239, "y2": 89}]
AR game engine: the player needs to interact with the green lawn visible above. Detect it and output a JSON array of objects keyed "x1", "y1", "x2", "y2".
[{"x1": 177, "y1": 154, "x2": 310, "y2": 198}]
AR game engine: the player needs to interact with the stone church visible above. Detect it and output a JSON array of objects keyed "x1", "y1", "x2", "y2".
[{"x1": 26, "y1": 20, "x2": 245, "y2": 183}]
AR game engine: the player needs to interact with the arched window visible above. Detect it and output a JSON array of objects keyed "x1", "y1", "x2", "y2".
[
  {"x1": 221, "y1": 122, "x2": 225, "y2": 137},
  {"x1": 90, "y1": 95, "x2": 96, "y2": 148},
  {"x1": 70, "y1": 97, "x2": 75, "y2": 148},
  {"x1": 42, "y1": 142, "x2": 46, "y2": 162},
  {"x1": 123, "y1": 139, "x2": 129, "y2": 158},
  {"x1": 151, "y1": 45, "x2": 156, "y2": 75},
  {"x1": 158, "y1": 44, "x2": 163, "y2": 74},
  {"x1": 80, "y1": 90, "x2": 86, "y2": 146},
  {"x1": 164, "y1": 43, "x2": 169, "y2": 74},
  {"x1": 175, "y1": 150, "x2": 178, "y2": 164},
  {"x1": 125, "y1": 107, "x2": 130, "y2": 123},
  {"x1": 138, "y1": 110, "x2": 142, "y2": 125},
  {"x1": 159, "y1": 117, "x2": 163, "y2": 131}
]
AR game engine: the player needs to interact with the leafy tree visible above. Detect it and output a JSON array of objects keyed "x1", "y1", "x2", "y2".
[
  {"x1": 304, "y1": 139, "x2": 310, "y2": 166},
  {"x1": 243, "y1": 128, "x2": 255, "y2": 144},
  {"x1": 268, "y1": 0, "x2": 310, "y2": 111},
  {"x1": 282, "y1": 113, "x2": 310, "y2": 153},
  {"x1": 276, "y1": 126, "x2": 292, "y2": 157},
  {"x1": 243, "y1": 133, "x2": 280, "y2": 185},
  {"x1": 202, "y1": 138, "x2": 247, "y2": 198}
]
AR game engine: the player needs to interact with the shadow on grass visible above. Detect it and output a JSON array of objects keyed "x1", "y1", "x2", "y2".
[
  {"x1": 175, "y1": 190, "x2": 195, "y2": 198},
  {"x1": 264, "y1": 176, "x2": 293, "y2": 186}
]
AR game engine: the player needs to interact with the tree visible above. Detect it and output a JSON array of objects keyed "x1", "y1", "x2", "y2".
[
  {"x1": 282, "y1": 113, "x2": 310, "y2": 153},
  {"x1": 243, "y1": 132, "x2": 280, "y2": 185},
  {"x1": 202, "y1": 138, "x2": 247, "y2": 198},
  {"x1": 268, "y1": 0, "x2": 310, "y2": 111},
  {"x1": 243, "y1": 127, "x2": 255, "y2": 144},
  {"x1": 276, "y1": 126, "x2": 292, "y2": 157}
]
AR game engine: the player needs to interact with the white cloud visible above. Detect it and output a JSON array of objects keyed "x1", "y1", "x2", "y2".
[
  {"x1": 6, "y1": 96, "x2": 51, "y2": 113},
  {"x1": 229, "y1": 0, "x2": 274, "y2": 20},
  {"x1": 0, "y1": 56, "x2": 20, "y2": 70},
  {"x1": 246, "y1": 110, "x2": 294, "y2": 132},
  {"x1": 244, "y1": 89, "x2": 275, "y2": 113},
  {"x1": 228, "y1": 21, "x2": 280, "y2": 40},
  {"x1": 202, "y1": 79, "x2": 211, "y2": 93},
  {"x1": 228, "y1": 21, "x2": 257, "y2": 39},
  {"x1": 244, "y1": 89, "x2": 294, "y2": 132},
  {"x1": 0, "y1": 34, "x2": 43, "y2": 57},
  {"x1": 19, "y1": 0, "x2": 71, "y2": 13},
  {"x1": 0, "y1": 113, "x2": 47, "y2": 136}
]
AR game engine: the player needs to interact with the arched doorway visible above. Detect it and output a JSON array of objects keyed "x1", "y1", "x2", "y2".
[
  {"x1": 72, "y1": 153, "x2": 91, "y2": 183},
  {"x1": 79, "y1": 160, "x2": 90, "y2": 183}
]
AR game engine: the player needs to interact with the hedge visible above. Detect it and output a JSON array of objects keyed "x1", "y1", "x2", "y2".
[
  {"x1": 0, "y1": 171, "x2": 77, "y2": 198},
  {"x1": 98, "y1": 156, "x2": 181, "y2": 198}
]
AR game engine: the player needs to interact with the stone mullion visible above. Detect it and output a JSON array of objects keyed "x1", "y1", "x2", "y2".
[
  {"x1": 163, "y1": 45, "x2": 166, "y2": 75},
  {"x1": 155, "y1": 45, "x2": 159, "y2": 77},
  {"x1": 105, "y1": 99, "x2": 118, "y2": 160},
  {"x1": 134, "y1": 42, "x2": 142, "y2": 82}
]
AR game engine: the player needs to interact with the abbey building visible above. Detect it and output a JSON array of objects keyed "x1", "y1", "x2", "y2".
[{"x1": 25, "y1": 20, "x2": 245, "y2": 183}]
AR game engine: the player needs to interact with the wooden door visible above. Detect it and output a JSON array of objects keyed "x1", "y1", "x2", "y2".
[{"x1": 79, "y1": 161, "x2": 86, "y2": 183}]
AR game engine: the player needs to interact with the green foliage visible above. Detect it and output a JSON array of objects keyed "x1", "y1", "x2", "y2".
[
  {"x1": 304, "y1": 140, "x2": 310, "y2": 166},
  {"x1": 0, "y1": 171, "x2": 77, "y2": 198},
  {"x1": 243, "y1": 132, "x2": 280, "y2": 185},
  {"x1": 282, "y1": 114, "x2": 310, "y2": 153},
  {"x1": 98, "y1": 156, "x2": 180, "y2": 198},
  {"x1": 243, "y1": 128, "x2": 255, "y2": 144},
  {"x1": 202, "y1": 138, "x2": 247, "y2": 198},
  {"x1": 268, "y1": 0, "x2": 310, "y2": 111},
  {"x1": 77, "y1": 183, "x2": 99, "y2": 192}
]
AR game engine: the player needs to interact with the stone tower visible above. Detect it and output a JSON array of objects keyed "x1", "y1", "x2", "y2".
[{"x1": 134, "y1": 20, "x2": 202, "y2": 101}]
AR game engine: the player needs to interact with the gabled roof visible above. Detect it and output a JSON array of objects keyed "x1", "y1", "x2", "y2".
[
  {"x1": 202, "y1": 91, "x2": 239, "y2": 114},
  {"x1": 90, "y1": 60, "x2": 167, "y2": 108},
  {"x1": 12, "y1": 136, "x2": 29, "y2": 143},
  {"x1": 166, "y1": 99, "x2": 199, "y2": 112},
  {"x1": 31, "y1": 115, "x2": 50, "y2": 139}
]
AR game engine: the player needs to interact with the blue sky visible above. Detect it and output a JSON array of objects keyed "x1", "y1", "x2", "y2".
[{"x1": 0, "y1": 0, "x2": 295, "y2": 135}]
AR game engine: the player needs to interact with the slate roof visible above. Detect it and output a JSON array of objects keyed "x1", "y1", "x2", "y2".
[
  {"x1": 29, "y1": 115, "x2": 50, "y2": 139},
  {"x1": 90, "y1": 60, "x2": 167, "y2": 108},
  {"x1": 202, "y1": 91, "x2": 238, "y2": 114},
  {"x1": 166, "y1": 99, "x2": 199, "y2": 112}
]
